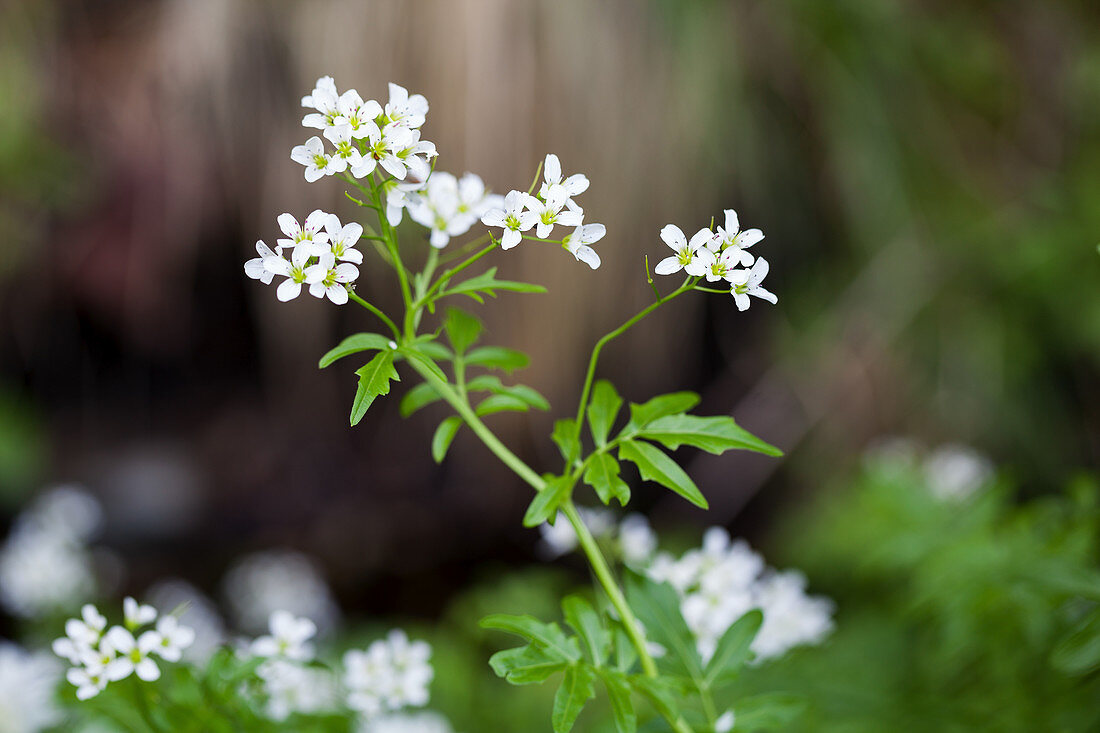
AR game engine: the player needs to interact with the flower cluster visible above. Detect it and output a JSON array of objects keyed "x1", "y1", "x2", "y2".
[
  {"x1": 293, "y1": 77, "x2": 437, "y2": 184},
  {"x1": 482, "y1": 153, "x2": 606, "y2": 269},
  {"x1": 405, "y1": 172, "x2": 503, "y2": 249},
  {"x1": 538, "y1": 510, "x2": 657, "y2": 566},
  {"x1": 222, "y1": 548, "x2": 341, "y2": 634},
  {"x1": 0, "y1": 486, "x2": 102, "y2": 619},
  {"x1": 52, "y1": 599, "x2": 196, "y2": 700},
  {"x1": 864, "y1": 437, "x2": 995, "y2": 502},
  {"x1": 655, "y1": 209, "x2": 776, "y2": 310},
  {"x1": 245, "y1": 211, "x2": 362, "y2": 304},
  {"x1": 646, "y1": 527, "x2": 833, "y2": 664},
  {"x1": 344, "y1": 630, "x2": 434, "y2": 718},
  {"x1": 0, "y1": 641, "x2": 62, "y2": 731}
]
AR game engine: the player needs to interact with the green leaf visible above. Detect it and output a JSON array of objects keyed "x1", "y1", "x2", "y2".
[
  {"x1": 1052, "y1": 607, "x2": 1100, "y2": 675},
  {"x1": 618, "y1": 440, "x2": 708, "y2": 509},
  {"x1": 587, "y1": 380, "x2": 622, "y2": 447},
  {"x1": 489, "y1": 645, "x2": 569, "y2": 685},
  {"x1": 583, "y1": 453, "x2": 631, "y2": 507},
  {"x1": 612, "y1": 625, "x2": 638, "y2": 673},
  {"x1": 553, "y1": 419, "x2": 581, "y2": 464},
  {"x1": 729, "y1": 693, "x2": 807, "y2": 729},
  {"x1": 625, "y1": 574, "x2": 704, "y2": 681},
  {"x1": 440, "y1": 267, "x2": 548, "y2": 303},
  {"x1": 319, "y1": 333, "x2": 393, "y2": 368},
  {"x1": 444, "y1": 307, "x2": 482, "y2": 354},
  {"x1": 704, "y1": 609, "x2": 762, "y2": 687},
  {"x1": 476, "y1": 393, "x2": 531, "y2": 417},
  {"x1": 399, "y1": 382, "x2": 443, "y2": 418},
  {"x1": 350, "y1": 351, "x2": 400, "y2": 426},
  {"x1": 628, "y1": 676, "x2": 679, "y2": 723},
  {"x1": 552, "y1": 664, "x2": 595, "y2": 733},
  {"x1": 431, "y1": 416, "x2": 463, "y2": 462},
  {"x1": 480, "y1": 615, "x2": 582, "y2": 663},
  {"x1": 398, "y1": 345, "x2": 449, "y2": 383},
  {"x1": 639, "y1": 414, "x2": 782, "y2": 456},
  {"x1": 626, "y1": 392, "x2": 700, "y2": 429},
  {"x1": 523, "y1": 475, "x2": 574, "y2": 528},
  {"x1": 562, "y1": 596, "x2": 610, "y2": 667},
  {"x1": 465, "y1": 346, "x2": 530, "y2": 373},
  {"x1": 466, "y1": 376, "x2": 551, "y2": 411},
  {"x1": 596, "y1": 669, "x2": 637, "y2": 733},
  {"x1": 415, "y1": 340, "x2": 454, "y2": 362}
]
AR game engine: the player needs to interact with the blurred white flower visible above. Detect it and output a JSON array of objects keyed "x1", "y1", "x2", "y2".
[
  {"x1": 103, "y1": 627, "x2": 163, "y2": 682},
  {"x1": 344, "y1": 630, "x2": 433, "y2": 717},
  {"x1": 729, "y1": 257, "x2": 777, "y2": 312},
  {"x1": 222, "y1": 549, "x2": 339, "y2": 634},
  {"x1": 408, "y1": 172, "x2": 499, "y2": 249},
  {"x1": 537, "y1": 508, "x2": 614, "y2": 560},
  {"x1": 715, "y1": 710, "x2": 736, "y2": 733},
  {"x1": 123, "y1": 596, "x2": 157, "y2": 630},
  {"x1": 617, "y1": 514, "x2": 657, "y2": 566},
  {"x1": 0, "y1": 641, "x2": 63, "y2": 731},
  {"x1": 257, "y1": 658, "x2": 337, "y2": 721},
  {"x1": 146, "y1": 578, "x2": 226, "y2": 664},
  {"x1": 360, "y1": 711, "x2": 454, "y2": 733},
  {"x1": 153, "y1": 615, "x2": 196, "y2": 663},
  {"x1": 924, "y1": 443, "x2": 994, "y2": 501},
  {"x1": 751, "y1": 571, "x2": 834, "y2": 662},
  {"x1": 250, "y1": 610, "x2": 317, "y2": 662}
]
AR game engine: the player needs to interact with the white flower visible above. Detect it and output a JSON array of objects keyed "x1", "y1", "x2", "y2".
[
  {"x1": 455, "y1": 173, "x2": 502, "y2": 226},
  {"x1": 104, "y1": 626, "x2": 163, "y2": 682},
  {"x1": 654, "y1": 225, "x2": 712, "y2": 276},
  {"x1": 392, "y1": 130, "x2": 438, "y2": 182},
  {"x1": 66, "y1": 666, "x2": 109, "y2": 701},
  {"x1": 382, "y1": 83, "x2": 429, "y2": 130},
  {"x1": 276, "y1": 210, "x2": 330, "y2": 256},
  {"x1": 301, "y1": 76, "x2": 341, "y2": 129},
  {"x1": 258, "y1": 658, "x2": 337, "y2": 720},
  {"x1": 523, "y1": 190, "x2": 583, "y2": 239},
  {"x1": 244, "y1": 240, "x2": 279, "y2": 285},
  {"x1": 325, "y1": 215, "x2": 365, "y2": 264},
  {"x1": 153, "y1": 615, "x2": 196, "y2": 663},
  {"x1": 712, "y1": 208, "x2": 762, "y2": 265},
  {"x1": 344, "y1": 630, "x2": 433, "y2": 716},
  {"x1": 262, "y1": 249, "x2": 328, "y2": 302},
  {"x1": 716, "y1": 710, "x2": 736, "y2": 733},
  {"x1": 334, "y1": 89, "x2": 383, "y2": 140},
  {"x1": 222, "y1": 550, "x2": 340, "y2": 634},
  {"x1": 307, "y1": 252, "x2": 359, "y2": 305},
  {"x1": 538, "y1": 153, "x2": 589, "y2": 202},
  {"x1": 124, "y1": 596, "x2": 157, "y2": 630},
  {"x1": 537, "y1": 508, "x2": 614, "y2": 560},
  {"x1": 751, "y1": 571, "x2": 834, "y2": 662},
  {"x1": 291, "y1": 136, "x2": 343, "y2": 182},
  {"x1": 924, "y1": 444, "x2": 993, "y2": 501},
  {"x1": 407, "y1": 172, "x2": 478, "y2": 249},
  {"x1": 617, "y1": 514, "x2": 656, "y2": 566},
  {"x1": 481, "y1": 190, "x2": 537, "y2": 250},
  {"x1": 562, "y1": 223, "x2": 605, "y2": 270},
  {"x1": 324, "y1": 123, "x2": 366, "y2": 173},
  {"x1": 251, "y1": 610, "x2": 317, "y2": 662},
  {"x1": 693, "y1": 245, "x2": 744, "y2": 283},
  {"x1": 360, "y1": 712, "x2": 454, "y2": 733},
  {"x1": 0, "y1": 642, "x2": 63, "y2": 727},
  {"x1": 384, "y1": 179, "x2": 427, "y2": 226},
  {"x1": 729, "y1": 257, "x2": 777, "y2": 311},
  {"x1": 147, "y1": 578, "x2": 226, "y2": 665},
  {"x1": 356, "y1": 123, "x2": 416, "y2": 180}
]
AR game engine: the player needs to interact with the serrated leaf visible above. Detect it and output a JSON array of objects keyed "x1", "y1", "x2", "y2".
[
  {"x1": 625, "y1": 574, "x2": 704, "y2": 681},
  {"x1": 523, "y1": 475, "x2": 574, "y2": 528},
  {"x1": 476, "y1": 393, "x2": 531, "y2": 417},
  {"x1": 583, "y1": 453, "x2": 631, "y2": 507},
  {"x1": 480, "y1": 615, "x2": 582, "y2": 663},
  {"x1": 444, "y1": 307, "x2": 483, "y2": 354},
  {"x1": 596, "y1": 669, "x2": 637, "y2": 733},
  {"x1": 431, "y1": 416, "x2": 463, "y2": 462},
  {"x1": 704, "y1": 609, "x2": 762, "y2": 687},
  {"x1": 618, "y1": 440, "x2": 707, "y2": 509},
  {"x1": 553, "y1": 419, "x2": 581, "y2": 464},
  {"x1": 562, "y1": 596, "x2": 611, "y2": 667},
  {"x1": 489, "y1": 645, "x2": 569, "y2": 685},
  {"x1": 1052, "y1": 607, "x2": 1100, "y2": 675},
  {"x1": 400, "y1": 382, "x2": 443, "y2": 418},
  {"x1": 553, "y1": 664, "x2": 595, "y2": 733},
  {"x1": 465, "y1": 346, "x2": 530, "y2": 373},
  {"x1": 639, "y1": 414, "x2": 782, "y2": 457},
  {"x1": 440, "y1": 267, "x2": 548, "y2": 301},
  {"x1": 587, "y1": 380, "x2": 622, "y2": 447},
  {"x1": 319, "y1": 333, "x2": 393, "y2": 368},
  {"x1": 350, "y1": 351, "x2": 399, "y2": 426},
  {"x1": 626, "y1": 392, "x2": 701, "y2": 429}
]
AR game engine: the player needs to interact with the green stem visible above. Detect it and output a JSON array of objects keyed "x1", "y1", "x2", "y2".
[
  {"x1": 348, "y1": 292, "x2": 401, "y2": 339},
  {"x1": 131, "y1": 680, "x2": 166, "y2": 733},
  {"x1": 417, "y1": 243, "x2": 498, "y2": 307},
  {"x1": 568, "y1": 278, "x2": 695, "y2": 466}
]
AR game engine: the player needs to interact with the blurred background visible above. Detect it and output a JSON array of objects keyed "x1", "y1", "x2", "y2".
[{"x1": 1, "y1": 0, "x2": 1099, "y2": 729}]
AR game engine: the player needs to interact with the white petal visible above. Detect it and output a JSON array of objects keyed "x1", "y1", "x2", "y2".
[
  {"x1": 659, "y1": 224, "x2": 686, "y2": 251},
  {"x1": 654, "y1": 256, "x2": 682, "y2": 275},
  {"x1": 430, "y1": 229, "x2": 450, "y2": 248},
  {"x1": 309, "y1": 281, "x2": 326, "y2": 298},
  {"x1": 277, "y1": 280, "x2": 301, "y2": 302},
  {"x1": 579, "y1": 223, "x2": 606, "y2": 244},
  {"x1": 136, "y1": 659, "x2": 161, "y2": 682},
  {"x1": 557, "y1": 209, "x2": 583, "y2": 227},
  {"x1": 379, "y1": 155, "x2": 407, "y2": 180},
  {"x1": 733, "y1": 292, "x2": 750, "y2": 311},
  {"x1": 749, "y1": 257, "x2": 770, "y2": 286},
  {"x1": 334, "y1": 263, "x2": 359, "y2": 282},
  {"x1": 277, "y1": 214, "x2": 300, "y2": 238},
  {"x1": 543, "y1": 153, "x2": 561, "y2": 184},
  {"x1": 735, "y1": 228, "x2": 764, "y2": 249},
  {"x1": 340, "y1": 247, "x2": 364, "y2": 264},
  {"x1": 750, "y1": 286, "x2": 777, "y2": 304},
  {"x1": 688, "y1": 227, "x2": 714, "y2": 252},
  {"x1": 301, "y1": 113, "x2": 328, "y2": 129},
  {"x1": 500, "y1": 229, "x2": 522, "y2": 250},
  {"x1": 723, "y1": 209, "x2": 739, "y2": 234},
  {"x1": 563, "y1": 173, "x2": 589, "y2": 196},
  {"x1": 481, "y1": 209, "x2": 507, "y2": 228},
  {"x1": 574, "y1": 246, "x2": 601, "y2": 270},
  {"x1": 536, "y1": 221, "x2": 553, "y2": 239},
  {"x1": 327, "y1": 285, "x2": 349, "y2": 305}
]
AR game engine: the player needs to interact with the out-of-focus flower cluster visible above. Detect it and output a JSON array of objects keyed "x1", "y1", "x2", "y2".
[
  {"x1": 0, "y1": 486, "x2": 102, "y2": 619},
  {"x1": 863, "y1": 437, "x2": 995, "y2": 502},
  {"x1": 481, "y1": 153, "x2": 606, "y2": 269},
  {"x1": 655, "y1": 209, "x2": 776, "y2": 311},
  {"x1": 0, "y1": 641, "x2": 63, "y2": 732},
  {"x1": 52, "y1": 599, "x2": 196, "y2": 699},
  {"x1": 647, "y1": 527, "x2": 834, "y2": 664}
]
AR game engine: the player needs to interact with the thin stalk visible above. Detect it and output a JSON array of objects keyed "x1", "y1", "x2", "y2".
[
  {"x1": 349, "y1": 292, "x2": 401, "y2": 339},
  {"x1": 417, "y1": 243, "x2": 497, "y2": 306}
]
